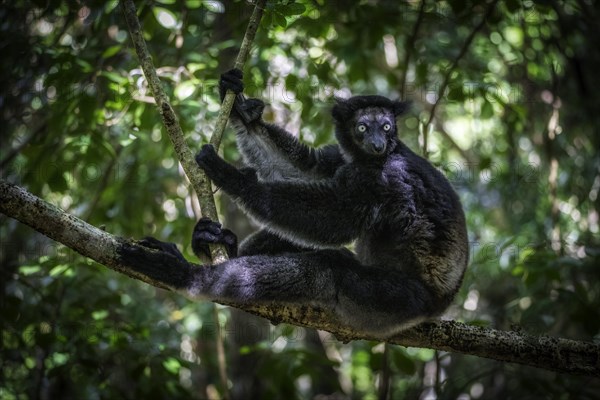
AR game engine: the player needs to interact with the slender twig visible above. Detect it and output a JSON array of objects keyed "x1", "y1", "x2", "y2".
[
  {"x1": 207, "y1": 4, "x2": 266, "y2": 392},
  {"x1": 122, "y1": 0, "x2": 266, "y2": 263},
  {"x1": 210, "y1": 0, "x2": 266, "y2": 150},
  {"x1": 84, "y1": 146, "x2": 123, "y2": 222},
  {"x1": 422, "y1": 0, "x2": 499, "y2": 156},
  {"x1": 121, "y1": 0, "x2": 225, "y2": 264},
  {"x1": 400, "y1": 0, "x2": 427, "y2": 99},
  {"x1": 0, "y1": 121, "x2": 46, "y2": 169},
  {"x1": 378, "y1": 344, "x2": 391, "y2": 400},
  {"x1": 438, "y1": 124, "x2": 478, "y2": 164},
  {"x1": 122, "y1": 2, "x2": 267, "y2": 397},
  {"x1": 213, "y1": 304, "x2": 229, "y2": 395}
]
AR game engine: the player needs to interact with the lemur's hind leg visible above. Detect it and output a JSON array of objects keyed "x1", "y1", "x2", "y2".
[
  {"x1": 191, "y1": 217, "x2": 238, "y2": 259},
  {"x1": 238, "y1": 228, "x2": 312, "y2": 256},
  {"x1": 182, "y1": 249, "x2": 438, "y2": 338}
]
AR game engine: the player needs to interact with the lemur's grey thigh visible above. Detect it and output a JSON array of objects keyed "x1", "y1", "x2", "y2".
[{"x1": 239, "y1": 229, "x2": 310, "y2": 256}]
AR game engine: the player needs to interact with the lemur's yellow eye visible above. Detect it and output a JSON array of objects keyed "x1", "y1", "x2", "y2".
[
  {"x1": 357, "y1": 124, "x2": 367, "y2": 133},
  {"x1": 383, "y1": 123, "x2": 391, "y2": 132}
]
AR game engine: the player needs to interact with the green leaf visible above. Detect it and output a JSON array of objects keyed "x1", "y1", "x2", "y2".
[
  {"x1": 49, "y1": 264, "x2": 70, "y2": 276},
  {"x1": 505, "y1": 0, "x2": 520, "y2": 13},
  {"x1": 174, "y1": 81, "x2": 196, "y2": 101},
  {"x1": 447, "y1": 86, "x2": 465, "y2": 102},
  {"x1": 101, "y1": 71, "x2": 128, "y2": 85},
  {"x1": 185, "y1": 0, "x2": 203, "y2": 8},
  {"x1": 415, "y1": 62, "x2": 428, "y2": 83},
  {"x1": 92, "y1": 310, "x2": 109, "y2": 320},
  {"x1": 153, "y1": 7, "x2": 179, "y2": 29},
  {"x1": 51, "y1": 352, "x2": 69, "y2": 366},
  {"x1": 102, "y1": 45, "x2": 122, "y2": 59},
  {"x1": 48, "y1": 171, "x2": 69, "y2": 192},
  {"x1": 19, "y1": 265, "x2": 42, "y2": 275},
  {"x1": 285, "y1": 74, "x2": 299, "y2": 91},
  {"x1": 480, "y1": 100, "x2": 494, "y2": 119},
  {"x1": 391, "y1": 350, "x2": 417, "y2": 375},
  {"x1": 272, "y1": 11, "x2": 287, "y2": 28},
  {"x1": 76, "y1": 59, "x2": 93, "y2": 73},
  {"x1": 163, "y1": 357, "x2": 181, "y2": 374},
  {"x1": 282, "y1": 3, "x2": 306, "y2": 16},
  {"x1": 119, "y1": 133, "x2": 137, "y2": 147}
]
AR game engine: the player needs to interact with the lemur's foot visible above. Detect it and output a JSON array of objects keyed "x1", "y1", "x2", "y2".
[{"x1": 191, "y1": 217, "x2": 238, "y2": 259}]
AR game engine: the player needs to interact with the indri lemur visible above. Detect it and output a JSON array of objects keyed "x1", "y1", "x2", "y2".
[{"x1": 120, "y1": 69, "x2": 468, "y2": 338}]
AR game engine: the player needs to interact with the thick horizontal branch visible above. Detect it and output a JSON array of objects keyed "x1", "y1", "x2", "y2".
[
  {"x1": 0, "y1": 180, "x2": 167, "y2": 289},
  {"x1": 1, "y1": 179, "x2": 598, "y2": 377}
]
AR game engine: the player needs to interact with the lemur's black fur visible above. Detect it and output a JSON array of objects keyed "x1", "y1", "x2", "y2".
[{"x1": 119, "y1": 69, "x2": 468, "y2": 338}]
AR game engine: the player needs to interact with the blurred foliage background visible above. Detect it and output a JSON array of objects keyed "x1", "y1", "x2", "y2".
[{"x1": 1, "y1": 0, "x2": 599, "y2": 399}]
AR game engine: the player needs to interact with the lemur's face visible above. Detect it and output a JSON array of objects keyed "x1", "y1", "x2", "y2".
[{"x1": 352, "y1": 107, "x2": 396, "y2": 156}]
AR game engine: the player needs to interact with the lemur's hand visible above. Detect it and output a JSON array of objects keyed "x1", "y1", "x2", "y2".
[
  {"x1": 195, "y1": 144, "x2": 258, "y2": 197},
  {"x1": 219, "y1": 68, "x2": 244, "y2": 101}
]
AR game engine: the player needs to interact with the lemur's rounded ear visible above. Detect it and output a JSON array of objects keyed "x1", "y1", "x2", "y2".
[
  {"x1": 332, "y1": 96, "x2": 350, "y2": 121},
  {"x1": 393, "y1": 100, "x2": 412, "y2": 116}
]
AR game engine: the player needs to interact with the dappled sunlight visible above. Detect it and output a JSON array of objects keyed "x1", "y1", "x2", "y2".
[{"x1": 1, "y1": 0, "x2": 599, "y2": 399}]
